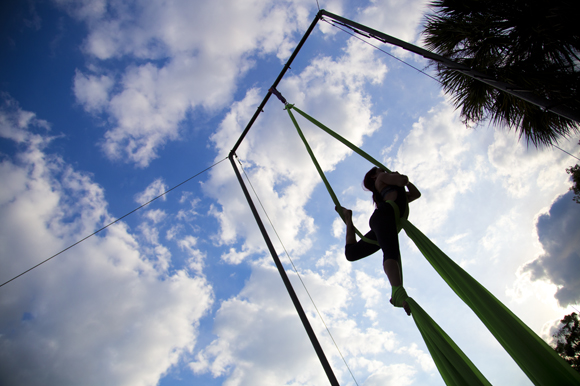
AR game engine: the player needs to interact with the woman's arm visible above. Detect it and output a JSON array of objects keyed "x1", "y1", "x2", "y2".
[
  {"x1": 376, "y1": 172, "x2": 408, "y2": 188},
  {"x1": 406, "y1": 182, "x2": 421, "y2": 203}
]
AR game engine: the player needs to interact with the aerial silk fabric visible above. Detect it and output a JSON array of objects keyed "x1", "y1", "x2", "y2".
[
  {"x1": 287, "y1": 104, "x2": 490, "y2": 386},
  {"x1": 285, "y1": 104, "x2": 580, "y2": 386}
]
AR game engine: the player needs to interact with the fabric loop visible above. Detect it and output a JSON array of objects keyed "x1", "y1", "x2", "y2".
[{"x1": 391, "y1": 285, "x2": 409, "y2": 308}]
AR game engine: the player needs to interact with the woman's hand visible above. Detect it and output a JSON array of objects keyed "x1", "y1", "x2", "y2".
[{"x1": 407, "y1": 182, "x2": 421, "y2": 202}]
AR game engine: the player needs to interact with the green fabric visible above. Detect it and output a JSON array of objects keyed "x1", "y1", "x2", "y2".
[
  {"x1": 407, "y1": 298, "x2": 492, "y2": 386},
  {"x1": 392, "y1": 287, "x2": 491, "y2": 385},
  {"x1": 402, "y1": 219, "x2": 580, "y2": 386},
  {"x1": 390, "y1": 285, "x2": 408, "y2": 307},
  {"x1": 287, "y1": 104, "x2": 491, "y2": 385},
  {"x1": 289, "y1": 105, "x2": 392, "y2": 173},
  {"x1": 286, "y1": 105, "x2": 378, "y2": 245},
  {"x1": 286, "y1": 103, "x2": 580, "y2": 386}
]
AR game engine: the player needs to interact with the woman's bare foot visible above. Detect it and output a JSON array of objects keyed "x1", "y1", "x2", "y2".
[
  {"x1": 403, "y1": 301, "x2": 411, "y2": 316},
  {"x1": 390, "y1": 298, "x2": 412, "y2": 316},
  {"x1": 335, "y1": 206, "x2": 352, "y2": 223}
]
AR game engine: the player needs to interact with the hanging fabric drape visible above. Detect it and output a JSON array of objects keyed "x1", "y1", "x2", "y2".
[
  {"x1": 286, "y1": 104, "x2": 490, "y2": 386},
  {"x1": 284, "y1": 103, "x2": 580, "y2": 386}
]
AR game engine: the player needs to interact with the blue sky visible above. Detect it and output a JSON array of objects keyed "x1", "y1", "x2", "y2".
[{"x1": 1, "y1": 0, "x2": 579, "y2": 385}]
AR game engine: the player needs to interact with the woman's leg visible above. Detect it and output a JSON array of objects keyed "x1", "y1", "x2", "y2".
[
  {"x1": 370, "y1": 205, "x2": 401, "y2": 282},
  {"x1": 383, "y1": 259, "x2": 402, "y2": 286},
  {"x1": 337, "y1": 206, "x2": 381, "y2": 262},
  {"x1": 340, "y1": 207, "x2": 356, "y2": 245},
  {"x1": 370, "y1": 205, "x2": 410, "y2": 315}
]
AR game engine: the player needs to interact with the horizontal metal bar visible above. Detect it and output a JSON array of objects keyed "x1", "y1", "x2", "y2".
[{"x1": 320, "y1": 9, "x2": 580, "y2": 123}]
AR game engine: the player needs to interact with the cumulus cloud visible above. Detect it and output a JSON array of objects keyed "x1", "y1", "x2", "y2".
[
  {"x1": 362, "y1": 363, "x2": 416, "y2": 386},
  {"x1": 486, "y1": 129, "x2": 571, "y2": 198},
  {"x1": 359, "y1": 0, "x2": 429, "y2": 46},
  {"x1": 60, "y1": 0, "x2": 316, "y2": 166},
  {"x1": 522, "y1": 192, "x2": 580, "y2": 307},
  {"x1": 356, "y1": 270, "x2": 389, "y2": 308},
  {"x1": 189, "y1": 258, "x2": 423, "y2": 385},
  {"x1": 189, "y1": 263, "x2": 336, "y2": 385},
  {"x1": 134, "y1": 178, "x2": 168, "y2": 205},
  {"x1": 73, "y1": 71, "x2": 114, "y2": 113},
  {"x1": 0, "y1": 98, "x2": 213, "y2": 385},
  {"x1": 0, "y1": 96, "x2": 51, "y2": 142},
  {"x1": 390, "y1": 101, "x2": 478, "y2": 232}
]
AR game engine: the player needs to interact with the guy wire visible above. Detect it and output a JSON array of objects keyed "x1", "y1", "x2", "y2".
[{"x1": 0, "y1": 157, "x2": 229, "y2": 289}]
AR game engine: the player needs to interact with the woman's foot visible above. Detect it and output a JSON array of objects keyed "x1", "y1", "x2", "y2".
[
  {"x1": 390, "y1": 298, "x2": 412, "y2": 316},
  {"x1": 335, "y1": 206, "x2": 352, "y2": 223}
]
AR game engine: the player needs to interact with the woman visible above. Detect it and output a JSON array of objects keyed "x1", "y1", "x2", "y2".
[{"x1": 338, "y1": 167, "x2": 421, "y2": 315}]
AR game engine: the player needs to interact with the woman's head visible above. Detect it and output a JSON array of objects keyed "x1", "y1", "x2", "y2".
[
  {"x1": 363, "y1": 167, "x2": 383, "y2": 206},
  {"x1": 363, "y1": 167, "x2": 380, "y2": 191}
]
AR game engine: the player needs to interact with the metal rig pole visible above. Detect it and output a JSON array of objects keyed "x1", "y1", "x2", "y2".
[
  {"x1": 230, "y1": 11, "x2": 322, "y2": 154},
  {"x1": 229, "y1": 154, "x2": 339, "y2": 386}
]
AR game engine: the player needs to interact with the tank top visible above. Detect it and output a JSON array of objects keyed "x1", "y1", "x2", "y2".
[{"x1": 380, "y1": 185, "x2": 408, "y2": 219}]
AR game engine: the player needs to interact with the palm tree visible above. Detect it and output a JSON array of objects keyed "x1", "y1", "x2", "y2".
[{"x1": 423, "y1": 0, "x2": 580, "y2": 147}]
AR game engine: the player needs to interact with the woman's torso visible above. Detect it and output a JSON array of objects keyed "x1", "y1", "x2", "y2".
[{"x1": 379, "y1": 185, "x2": 408, "y2": 218}]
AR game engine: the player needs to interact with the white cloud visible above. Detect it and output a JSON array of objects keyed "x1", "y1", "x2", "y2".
[
  {"x1": 0, "y1": 98, "x2": 213, "y2": 386},
  {"x1": 358, "y1": 0, "x2": 429, "y2": 46},
  {"x1": 73, "y1": 71, "x2": 114, "y2": 113},
  {"x1": 0, "y1": 96, "x2": 50, "y2": 142},
  {"x1": 52, "y1": 0, "x2": 108, "y2": 21},
  {"x1": 397, "y1": 343, "x2": 435, "y2": 372},
  {"x1": 487, "y1": 129, "x2": 561, "y2": 198},
  {"x1": 134, "y1": 178, "x2": 168, "y2": 205},
  {"x1": 522, "y1": 192, "x2": 580, "y2": 307},
  {"x1": 143, "y1": 208, "x2": 167, "y2": 223},
  {"x1": 362, "y1": 363, "x2": 416, "y2": 386},
  {"x1": 478, "y1": 209, "x2": 519, "y2": 261},
  {"x1": 356, "y1": 270, "x2": 389, "y2": 308},
  {"x1": 391, "y1": 101, "x2": 478, "y2": 233},
  {"x1": 62, "y1": 0, "x2": 317, "y2": 166},
  {"x1": 189, "y1": 263, "x2": 333, "y2": 385},
  {"x1": 178, "y1": 235, "x2": 206, "y2": 274},
  {"x1": 189, "y1": 258, "x2": 420, "y2": 385}
]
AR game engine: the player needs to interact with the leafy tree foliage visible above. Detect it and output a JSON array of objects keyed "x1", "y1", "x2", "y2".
[
  {"x1": 564, "y1": 140, "x2": 580, "y2": 203},
  {"x1": 567, "y1": 163, "x2": 580, "y2": 203},
  {"x1": 423, "y1": 0, "x2": 580, "y2": 147},
  {"x1": 553, "y1": 312, "x2": 580, "y2": 372}
]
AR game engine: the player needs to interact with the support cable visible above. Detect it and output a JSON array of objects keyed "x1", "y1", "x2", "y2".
[
  {"x1": 318, "y1": 9, "x2": 580, "y2": 124},
  {"x1": 322, "y1": 17, "x2": 580, "y2": 163},
  {"x1": 236, "y1": 155, "x2": 359, "y2": 386},
  {"x1": 554, "y1": 144, "x2": 580, "y2": 161},
  {"x1": 321, "y1": 18, "x2": 440, "y2": 84},
  {"x1": 0, "y1": 157, "x2": 229, "y2": 289}
]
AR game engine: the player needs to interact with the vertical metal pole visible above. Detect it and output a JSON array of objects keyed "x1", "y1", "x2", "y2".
[{"x1": 229, "y1": 154, "x2": 339, "y2": 386}]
